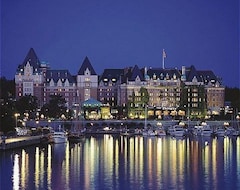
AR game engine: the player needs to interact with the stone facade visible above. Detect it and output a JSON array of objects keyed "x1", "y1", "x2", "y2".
[{"x1": 15, "y1": 48, "x2": 225, "y2": 119}]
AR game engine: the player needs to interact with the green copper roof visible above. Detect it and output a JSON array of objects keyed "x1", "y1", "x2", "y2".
[{"x1": 82, "y1": 98, "x2": 102, "y2": 107}]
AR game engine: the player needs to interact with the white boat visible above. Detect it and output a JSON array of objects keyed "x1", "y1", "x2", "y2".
[
  {"x1": 120, "y1": 130, "x2": 134, "y2": 137},
  {"x1": 168, "y1": 125, "x2": 185, "y2": 137},
  {"x1": 51, "y1": 126, "x2": 67, "y2": 143},
  {"x1": 200, "y1": 125, "x2": 213, "y2": 137},
  {"x1": 141, "y1": 105, "x2": 156, "y2": 137},
  {"x1": 142, "y1": 129, "x2": 156, "y2": 137},
  {"x1": 215, "y1": 127, "x2": 225, "y2": 137},
  {"x1": 155, "y1": 128, "x2": 166, "y2": 136},
  {"x1": 225, "y1": 127, "x2": 239, "y2": 136},
  {"x1": 52, "y1": 131, "x2": 67, "y2": 143},
  {"x1": 193, "y1": 126, "x2": 202, "y2": 136}
]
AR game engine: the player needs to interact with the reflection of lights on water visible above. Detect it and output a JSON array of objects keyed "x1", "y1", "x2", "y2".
[
  {"x1": 47, "y1": 144, "x2": 52, "y2": 187},
  {"x1": 65, "y1": 142, "x2": 70, "y2": 189},
  {"x1": 21, "y1": 149, "x2": 26, "y2": 190},
  {"x1": 13, "y1": 154, "x2": 20, "y2": 190},
  {"x1": 35, "y1": 147, "x2": 40, "y2": 189}
]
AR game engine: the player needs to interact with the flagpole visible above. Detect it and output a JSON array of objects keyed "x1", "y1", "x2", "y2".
[{"x1": 162, "y1": 49, "x2": 165, "y2": 69}]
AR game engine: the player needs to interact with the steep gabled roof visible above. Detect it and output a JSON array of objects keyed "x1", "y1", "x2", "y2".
[
  {"x1": 197, "y1": 70, "x2": 218, "y2": 84},
  {"x1": 78, "y1": 56, "x2": 97, "y2": 75},
  {"x1": 17, "y1": 48, "x2": 40, "y2": 72},
  {"x1": 99, "y1": 69, "x2": 124, "y2": 82},
  {"x1": 46, "y1": 70, "x2": 76, "y2": 83},
  {"x1": 129, "y1": 65, "x2": 144, "y2": 81},
  {"x1": 186, "y1": 65, "x2": 202, "y2": 82}
]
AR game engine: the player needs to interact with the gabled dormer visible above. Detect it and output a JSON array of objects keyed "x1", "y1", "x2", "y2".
[
  {"x1": 24, "y1": 62, "x2": 33, "y2": 77},
  {"x1": 46, "y1": 70, "x2": 75, "y2": 87},
  {"x1": 129, "y1": 65, "x2": 144, "y2": 82}
]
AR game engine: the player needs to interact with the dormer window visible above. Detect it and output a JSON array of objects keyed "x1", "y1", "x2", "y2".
[
  {"x1": 160, "y1": 73, "x2": 164, "y2": 80},
  {"x1": 173, "y1": 73, "x2": 176, "y2": 79},
  {"x1": 153, "y1": 73, "x2": 156, "y2": 80},
  {"x1": 166, "y1": 73, "x2": 169, "y2": 80},
  {"x1": 135, "y1": 76, "x2": 140, "y2": 82},
  {"x1": 84, "y1": 68, "x2": 91, "y2": 75},
  {"x1": 192, "y1": 76, "x2": 198, "y2": 82}
]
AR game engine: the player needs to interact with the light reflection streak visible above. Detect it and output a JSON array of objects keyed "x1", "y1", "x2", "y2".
[
  {"x1": 13, "y1": 154, "x2": 20, "y2": 190},
  {"x1": 114, "y1": 139, "x2": 119, "y2": 189},
  {"x1": 64, "y1": 142, "x2": 70, "y2": 190},
  {"x1": 171, "y1": 138, "x2": 177, "y2": 185},
  {"x1": 21, "y1": 149, "x2": 26, "y2": 189},
  {"x1": 103, "y1": 135, "x2": 114, "y2": 186},
  {"x1": 5, "y1": 135, "x2": 240, "y2": 190},
  {"x1": 237, "y1": 138, "x2": 240, "y2": 184},
  {"x1": 212, "y1": 138, "x2": 217, "y2": 187},
  {"x1": 139, "y1": 137, "x2": 143, "y2": 182},
  {"x1": 40, "y1": 148, "x2": 44, "y2": 188},
  {"x1": 203, "y1": 138, "x2": 210, "y2": 187},
  {"x1": 148, "y1": 138, "x2": 153, "y2": 184},
  {"x1": 129, "y1": 137, "x2": 134, "y2": 183},
  {"x1": 177, "y1": 139, "x2": 184, "y2": 184},
  {"x1": 47, "y1": 144, "x2": 52, "y2": 188},
  {"x1": 156, "y1": 138, "x2": 162, "y2": 186},
  {"x1": 35, "y1": 147, "x2": 40, "y2": 189}
]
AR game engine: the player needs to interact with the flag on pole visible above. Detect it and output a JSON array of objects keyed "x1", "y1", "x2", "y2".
[
  {"x1": 162, "y1": 49, "x2": 166, "y2": 69},
  {"x1": 163, "y1": 49, "x2": 167, "y2": 58}
]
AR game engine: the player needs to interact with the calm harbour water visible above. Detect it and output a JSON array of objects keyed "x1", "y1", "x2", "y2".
[{"x1": 1, "y1": 135, "x2": 240, "y2": 190}]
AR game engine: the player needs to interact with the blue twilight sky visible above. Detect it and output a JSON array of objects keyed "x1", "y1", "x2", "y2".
[{"x1": 1, "y1": 0, "x2": 239, "y2": 87}]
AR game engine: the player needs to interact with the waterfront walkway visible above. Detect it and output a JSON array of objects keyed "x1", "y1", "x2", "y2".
[{"x1": 0, "y1": 135, "x2": 44, "y2": 150}]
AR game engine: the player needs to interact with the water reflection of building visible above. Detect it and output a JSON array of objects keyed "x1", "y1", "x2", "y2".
[{"x1": 6, "y1": 136, "x2": 240, "y2": 189}]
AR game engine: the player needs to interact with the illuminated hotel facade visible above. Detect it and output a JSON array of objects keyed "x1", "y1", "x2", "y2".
[{"x1": 15, "y1": 48, "x2": 225, "y2": 119}]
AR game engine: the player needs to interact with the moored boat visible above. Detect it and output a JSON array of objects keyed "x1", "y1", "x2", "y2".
[
  {"x1": 225, "y1": 127, "x2": 239, "y2": 136},
  {"x1": 51, "y1": 126, "x2": 67, "y2": 143},
  {"x1": 200, "y1": 125, "x2": 213, "y2": 137},
  {"x1": 155, "y1": 128, "x2": 166, "y2": 136},
  {"x1": 168, "y1": 125, "x2": 185, "y2": 137},
  {"x1": 215, "y1": 127, "x2": 225, "y2": 137},
  {"x1": 142, "y1": 129, "x2": 156, "y2": 137},
  {"x1": 68, "y1": 133, "x2": 85, "y2": 143},
  {"x1": 51, "y1": 131, "x2": 67, "y2": 143}
]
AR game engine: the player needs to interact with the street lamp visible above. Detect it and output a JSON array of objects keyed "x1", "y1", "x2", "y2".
[{"x1": 14, "y1": 113, "x2": 20, "y2": 128}]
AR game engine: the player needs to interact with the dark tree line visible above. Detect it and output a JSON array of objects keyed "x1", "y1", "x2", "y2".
[
  {"x1": 0, "y1": 77, "x2": 239, "y2": 133},
  {"x1": 0, "y1": 78, "x2": 73, "y2": 133},
  {"x1": 225, "y1": 87, "x2": 240, "y2": 111},
  {"x1": 41, "y1": 94, "x2": 72, "y2": 119}
]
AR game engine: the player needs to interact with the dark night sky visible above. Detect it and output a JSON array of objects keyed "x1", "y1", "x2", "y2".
[{"x1": 1, "y1": 0, "x2": 239, "y2": 87}]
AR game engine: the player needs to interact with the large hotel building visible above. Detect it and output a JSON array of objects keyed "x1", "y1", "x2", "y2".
[{"x1": 15, "y1": 48, "x2": 225, "y2": 119}]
